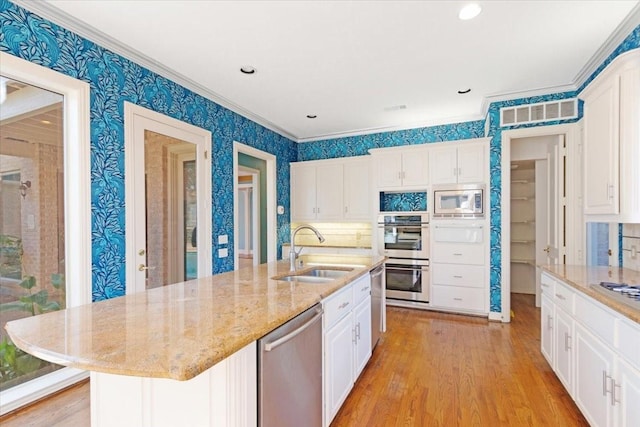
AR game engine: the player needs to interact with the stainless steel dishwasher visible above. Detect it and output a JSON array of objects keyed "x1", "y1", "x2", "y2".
[
  {"x1": 258, "y1": 303, "x2": 323, "y2": 427},
  {"x1": 370, "y1": 265, "x2": 385, "y2": 349}
]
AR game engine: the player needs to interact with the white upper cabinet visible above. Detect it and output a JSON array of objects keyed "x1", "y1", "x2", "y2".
[
  {"x1": 581, "y1": 50, "x2": 640, "y2": 222},
  {"x1": 290, "y1": 156, "x2": 372, "y2": 222},
  {"x1": 343, "y1": 158, "x2": 372, "y2": 220},
  {"x1": 370, "y1": 147, "x2": 429, "y2": 190},
  {"x1": 430, "y1": 141, "x2": 487, "y2": 185}
]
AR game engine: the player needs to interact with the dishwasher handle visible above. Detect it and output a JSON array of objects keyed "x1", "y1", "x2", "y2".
[{"x1": 264, "y1": 308, "x2": 323, "y2": 352}]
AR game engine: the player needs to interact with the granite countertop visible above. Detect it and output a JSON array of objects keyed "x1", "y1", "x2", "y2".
[
  {"x1": 5, "y1": 255, "x2": 384, "y2": 381},
  {"x1": 539, "y1": 264, "x2": 640, "y2": 323}
]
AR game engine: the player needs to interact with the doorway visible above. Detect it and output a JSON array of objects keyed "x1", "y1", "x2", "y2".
[
  {"x1": 124, "y1": 103, "x2": 212, "y2": 294},
  {"x1": 233, "y1": 142, "x2": 277, "y2": 269},
  {"x1": 500, "y1": 123, "x2": 583, "y2": 321},
  {"x1": 238, "y1": 168, "x2": 259, "y2": 268}
]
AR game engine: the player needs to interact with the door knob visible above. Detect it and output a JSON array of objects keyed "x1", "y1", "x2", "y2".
[
  {"x1": 138, "y1": 264, "x2": 155, "y2": 271},
  {"x1": 543, "y1": 246, "x2": 550, "y2": 253}
]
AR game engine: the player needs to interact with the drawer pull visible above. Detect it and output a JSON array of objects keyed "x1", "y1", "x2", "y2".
[
  {"x1": 453, "y1": 253, "x2": 463, "y2": 256},
  {"x1": 564, "y1": 333, "x2": 571, "y2": 351},
  {"x1": 453, "y1": 297, "x2": 463, "y2": 301},
  {"x1": 362, "y1": 286, "x2": 369, "y2": 292},
  {"x1": 338, "y1": 302, "x2": 349, "y2": 310},
  {"x1": 603, "y1": 371, "x2": 612, "y2": 396},
  {"x1": 547, "y1": 315, "x2": 553, "y2": 331},
  {"x1": 453, "y1": 275, "x2": 463, "y2": 279},
  {"x1": 555, "y1": 293, "x2": 566, "y2": 301},
  {"x1": 541, "y1": 283, "x2": 549, "y2": 288}
]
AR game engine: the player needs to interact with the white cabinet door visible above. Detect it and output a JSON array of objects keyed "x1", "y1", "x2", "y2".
[
  {"x1": 429, "y1": 146, "x2": 458, "y2": 185},
  {"x1": 353, "y1": 297, "x2": 372, "y2": 379},
  {"x1": 457, "y1": 144, "x2": 485, "y2": 183},
  {"x1": 291, "y1": 165, "x2": 317, "y2": 221},
  {"x1": 344, "y1": 159, "x2": 372, "y2": 220},
  {"x1": 583, "y1": 75, "x2": 620, "y2": 215},
  {"x1": 615, "y1": 359, "x2": 640, "y2": 427},
  {"x1": 315, "y1": 163, "x2": 343, "y2": 220},
  {"x1": 401, "y1": 150, "x2": 429, "y2": 187},
  {"x1": 554, "y1": 308, "x2": 573, "y2": 393},
  {"x1": 575, "y1": 323, "x2": 615, "y2": 427},
  {"x1": 375, "y1": 152, "x2": 403, "y2": 188},
  {"x1": 324, "y1": 314, "x2": 354, "y2": 425},
  {"x1": 540, "y1": 293, "x2": 554, "y2": 366}
]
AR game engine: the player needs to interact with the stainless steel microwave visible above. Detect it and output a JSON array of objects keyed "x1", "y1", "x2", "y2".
[{"x1": 433, "y1": 185, "x2": 484, "y2": 218}]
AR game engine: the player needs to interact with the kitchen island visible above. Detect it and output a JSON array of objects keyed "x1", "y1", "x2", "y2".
[{"x1": 5, "y1": 255, "x2": 384, "y2": 427}]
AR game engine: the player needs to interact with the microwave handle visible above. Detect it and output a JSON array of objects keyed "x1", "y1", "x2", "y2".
[{"x1": 433, "y1": 224, "x2": 483, "y2": 229}]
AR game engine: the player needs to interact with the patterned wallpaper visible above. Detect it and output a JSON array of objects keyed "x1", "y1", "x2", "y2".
[
  {"x1": 0, "y1": 0, "x2": 297, "y2": 301},
  {"x1": 380, "y1": 192, "x2": 427, "y2": 212}
]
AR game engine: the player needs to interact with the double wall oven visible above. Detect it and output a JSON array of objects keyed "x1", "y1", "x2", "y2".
[{"x1": 377, "y1": 213, "x2": 429, "y2": 303}]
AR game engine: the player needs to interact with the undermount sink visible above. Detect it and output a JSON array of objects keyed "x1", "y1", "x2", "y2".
[{"x1": 273, "y1": 267, "x2": 353, "y2": 283}]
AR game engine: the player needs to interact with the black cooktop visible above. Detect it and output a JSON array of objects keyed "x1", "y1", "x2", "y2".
[{"x1": 598, "y1": 282, "x2": 640, "y2": 301}]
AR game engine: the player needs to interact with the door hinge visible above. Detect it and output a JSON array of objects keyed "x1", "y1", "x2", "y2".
[{"x1": 204, "y1": 150, "x2": 208, "y2": 159}]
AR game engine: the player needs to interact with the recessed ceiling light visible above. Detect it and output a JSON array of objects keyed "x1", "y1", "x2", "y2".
[
  {"x1": 457, "y1": 88, "x2": 471, "y2": 94},
  {"x1": 306, "y1": 114, "x2": 317, "y2": 119},
  {"x1": 240, "y1": 66, "x2": 256, "y2": 74},
  {"x1": 41, "y1": 120, "x2": 52, "y2": 124},
  {"x1": 459, "y1": 3, "x2": 482, "y2": 20}
]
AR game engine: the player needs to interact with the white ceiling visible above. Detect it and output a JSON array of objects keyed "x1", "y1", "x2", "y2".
[{"x1": 17, "y1": 1, "x2": 640, "y2": 142}]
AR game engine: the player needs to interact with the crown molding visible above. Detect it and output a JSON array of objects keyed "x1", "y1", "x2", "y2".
[
  {"x1": 11, "y1": 0, "x2": 299, "y2": 143},
  {"x1": 573, "y1": 2, "x2": 640, "y2": 90},
  {"x1": 296, "y1": 112, "x2": 485, "y2": 143}
]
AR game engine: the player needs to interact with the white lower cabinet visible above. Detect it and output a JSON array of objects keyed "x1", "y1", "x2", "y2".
[
  {"x1": 541, "y1": 272, "x2": 640, "y2": 427},
  {"x1": 323, "y1": 274, "x2": 372, "y2": 426}
]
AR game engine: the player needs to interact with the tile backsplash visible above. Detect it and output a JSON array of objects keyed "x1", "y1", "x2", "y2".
[
  {"x1": 622, "y1": 224, "x2": 640, "y2": 272},
  {"x1": 289, "y1": 222, "x2": 372, "y2": 248}
]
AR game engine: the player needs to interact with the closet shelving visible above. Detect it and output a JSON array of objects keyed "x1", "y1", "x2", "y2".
[{"x1": 510, "y1": 163, "x2": 536, "y2": 267}]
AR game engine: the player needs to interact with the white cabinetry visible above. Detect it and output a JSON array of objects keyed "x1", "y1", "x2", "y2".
[
  {"x1": 290, "y1": 156, "x2": 371, "y2": 222},
  {"x1": 430, "y1": 221, "x2": 488, "y2": 314},
  {"x1": 369, "y1": 146, "x2": 429, "y2": 190},
  {"x1": 323, "y1": 274, "x2": 371, "y2": 426},
  {"x1": 540, "y1": 271, "x2": 640, "y2": 427},
  {"x1": 581, "y1": 50, "x2": 640, "y2": 222},
  {"x1": 429, "y1": 141, "x2": 487, "y2": 185}
]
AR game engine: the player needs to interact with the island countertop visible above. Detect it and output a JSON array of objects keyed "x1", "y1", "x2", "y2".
[
  {"x1": 5, "y1": 255, "x2": 384, "y2": 381},
  {"x1": 539, "y1": 264, "x2": 640, "y2": 323}
]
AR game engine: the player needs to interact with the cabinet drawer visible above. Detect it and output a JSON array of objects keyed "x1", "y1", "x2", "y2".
[
  {"x1": 432, "y1": 264, "x2": 485, "y2": 288},
  {"x1": 430, "y1": 285, "x2": 485, "y2": 312},
  {"x1": 553, "y1": 281, "x2": 575, "y2": 314},
  {"x1": 351, "y1": 274, "x2": 371, "y2": 306},
  {"x1": 574, "y1": 292, "x2": 615, "y2": 347},
  {"x1": 431, "y1": 242, "x2": 484, "y2": 265},
  {"x1": 617, "y1": 317, "x2": 640, "y2": 370},
  {"x1": 540, "y1": 273, "x2": 556, "y2": 295},
  {"x1": 324, "y1": 285, "x2": 353, "y2": 329}
]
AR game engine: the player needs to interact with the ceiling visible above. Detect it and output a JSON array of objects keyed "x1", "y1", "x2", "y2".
[{"x1": 15, "y1": 1, "x2": 640, "y2": 142}]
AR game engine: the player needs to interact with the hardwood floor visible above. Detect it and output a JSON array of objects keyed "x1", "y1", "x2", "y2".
[
  {"x1": 0, "y1": 294, "x2": 587, "y2": 426},
  {"x1": 331, "y1": 293, "x2": 587, "y2": 426}
]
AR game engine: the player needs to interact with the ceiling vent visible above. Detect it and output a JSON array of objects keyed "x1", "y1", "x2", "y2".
[{"x1": 500, "y1": 99, "x2": 577, "y2": 127}]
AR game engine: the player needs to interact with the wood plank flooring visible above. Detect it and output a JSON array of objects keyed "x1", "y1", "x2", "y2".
[
  {"x1": 0, "y1": 293, "x2": 587, "y2": 426},
  {"x1": 331, "y1": 293, "x2": 587, "y2": 426}
]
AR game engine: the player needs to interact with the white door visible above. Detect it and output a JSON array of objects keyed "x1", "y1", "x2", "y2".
[
  {"x1": 544, "y1": 136, "x2": 565, "y2": 265},
  {"x1": 125, "y1": 103, "x2": 211, "y2": 294}
]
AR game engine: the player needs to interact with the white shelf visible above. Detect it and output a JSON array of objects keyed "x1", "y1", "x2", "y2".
[
  {"x1": 512, "y1": 240, "x2": 534, "y2": 244},
  {"x1": 511, "y1": 259, "x2": 535, "y2": 265},
  {"x1": 512, "y1": 179, "x2": 532, "y2": 184},
  {"x1": 511, "y1": 220, "x2": 535, "y2": 224},
  {"x1": 511, "y1": 196, "x2": 534, "y2": 201}
]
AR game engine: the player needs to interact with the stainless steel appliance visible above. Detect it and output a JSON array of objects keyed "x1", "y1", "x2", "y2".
[
  {"x1": 258, "y1": 304, "x2": 323, "y2": 427},
  {"x1": 370, "y1": 265, "x2": 385, "y2": 349},
  {"x1": 433, "y1": 185, "x2": 484, "y2": 218},
  {"x1": 385, "y1": 258, "x2": 429, "y2": 303},
  {"x1": 377, "y1": 212, "x2": 429, "y2": 259}
]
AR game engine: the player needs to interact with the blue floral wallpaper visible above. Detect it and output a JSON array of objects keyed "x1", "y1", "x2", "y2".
[
  {"x1": 0, "y1": 0, "x2": 297, "y2": 301},
  {"x1": 380, "y1": 192, "x2": 427, "y2": 212}
]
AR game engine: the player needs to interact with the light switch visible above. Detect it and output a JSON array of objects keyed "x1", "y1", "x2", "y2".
[
  {"x1": 218, "y1": 248, "x2": 228, "y2": 258},
  {"x1": 218, "y1": 235, "x2": 228, "y2": 244}
]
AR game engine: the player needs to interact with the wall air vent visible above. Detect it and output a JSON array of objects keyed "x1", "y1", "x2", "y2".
[{"x1": 500, "y1": 98, "x2": 577, "y2": 127}]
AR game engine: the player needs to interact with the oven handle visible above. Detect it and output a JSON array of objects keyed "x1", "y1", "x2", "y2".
[
  {"x1": 433, "y1": 224, "x2": 483, "y2": 229},
  {"x1": 385, "y1": 265, "x2": 429, "y2": 272}
]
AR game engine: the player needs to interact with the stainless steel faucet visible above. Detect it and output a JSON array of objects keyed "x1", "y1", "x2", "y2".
[{"x1": 290, "y1": 224, "x2": 325, "y2": 270}]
